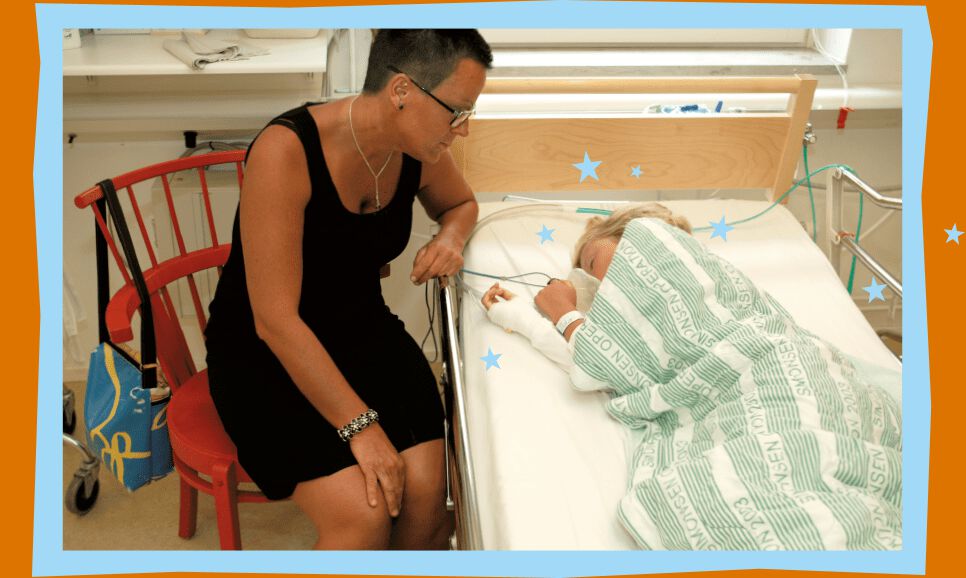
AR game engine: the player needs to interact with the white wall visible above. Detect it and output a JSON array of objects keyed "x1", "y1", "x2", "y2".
[
  {"x1": 64, "y1": 141, "x2": 190, "y2": 379},
  {"x1": 63, "y1": 29, "x2": 903, "y2": 380}
]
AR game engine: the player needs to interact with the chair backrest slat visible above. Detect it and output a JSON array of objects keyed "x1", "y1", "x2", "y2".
[
  {"x1": 156, "y1": 283, "x2": 193, "y2": 385},
  {"x1": 197, "y1": 166, "x2": 220, "y2": 247},
  {"x1": 125, "y1": 184, "x2": 160, "y2": 269},
  {"x1": 151, "y1": 292, "x2": 196, "y2": 387},
  {"x1": 76, "y1": 150, "x2": 247, "y2": 391},
  {"x1": 184, "y1": 274, "x2": 209, "y2": 335},
  {"x1": 161, "y1": 174, "x2": 190, "y2": 258}
]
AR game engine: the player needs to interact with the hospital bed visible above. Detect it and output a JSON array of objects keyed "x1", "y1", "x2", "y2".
[{"x1": 436, "y1": 75, "x2": 903, "y2": 549}]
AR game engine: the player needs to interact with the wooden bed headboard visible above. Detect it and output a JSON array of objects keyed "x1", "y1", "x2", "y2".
[{"x1": 452, "y1": 75, "x2": 816, "y2": 202}]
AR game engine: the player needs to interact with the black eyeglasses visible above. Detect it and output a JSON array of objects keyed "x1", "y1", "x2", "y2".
[{"x1": 387, "y1": 65, "x2": 475, "y2": 128}]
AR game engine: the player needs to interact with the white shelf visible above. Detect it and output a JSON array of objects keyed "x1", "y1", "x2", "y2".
[
  {"x1": 63, "y1": 29, "x2": 328, "y2": 76},
  {"x1": 490, "y1": 47, "x2": 844, "y2": 77}
]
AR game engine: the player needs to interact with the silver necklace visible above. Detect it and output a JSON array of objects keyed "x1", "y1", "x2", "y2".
[{"x1": 348, "y1": 96, "x2": 393, "y2": 211}]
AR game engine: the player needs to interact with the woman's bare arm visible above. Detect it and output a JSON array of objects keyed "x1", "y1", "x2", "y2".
[{"x1": 411, "y1": 149, "x2": 479, "y2": 285}]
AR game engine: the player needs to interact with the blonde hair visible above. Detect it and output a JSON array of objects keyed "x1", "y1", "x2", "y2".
[{"x1": 573, "y1": 202, "x2": 692, "y2": 267}]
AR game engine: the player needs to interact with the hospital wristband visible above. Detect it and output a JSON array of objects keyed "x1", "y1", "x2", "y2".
[
  {"x1": 555, "y1": 310, "x2": 586, "y2": 335},
  {"x1": 337, "y1": 409, "x2": 380, "y2": 442}
]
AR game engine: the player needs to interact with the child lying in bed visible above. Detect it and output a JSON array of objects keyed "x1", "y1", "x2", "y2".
[
  {"x1": 483, "y1": 203, "x2": 902, "y2": 550},
  {"x1": 481, "y1": 202, "x2": 692, "y2": 370}
]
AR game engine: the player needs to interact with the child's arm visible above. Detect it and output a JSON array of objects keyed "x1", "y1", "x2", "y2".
[
  {"x1": 482, "y1": 283, "x2": 574, "y2": 370},
  {"x1": 535, "y1": 280, "x2": 585, "y2": 341}
]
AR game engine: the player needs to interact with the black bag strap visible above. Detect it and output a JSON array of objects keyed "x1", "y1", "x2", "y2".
[
  {"x1": 97, "y1": 178, "x2": 158, "y2": 390},
  {"x1": 95, "y1": 196, "x2": 109, "y2": 345}
]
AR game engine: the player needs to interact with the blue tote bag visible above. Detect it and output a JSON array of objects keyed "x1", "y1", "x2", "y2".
[
  {"x1": 84, "y1": 343, "x2": 173, "y2": 490},
  {"x1": 83, "y1": 178, "x2": 173, "y2": 491}
]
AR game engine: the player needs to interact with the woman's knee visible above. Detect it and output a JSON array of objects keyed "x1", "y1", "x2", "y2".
[
  {"x1": 293, "y1": 469, "x2": 394, "y2": 549},
  {"x1": 399, "y1": 443, "x2": 448, "y2": 520},
  {"x1": 393, "y1": 475, "x2": 451, "y2": 550},
  {"x1": 404, "y1": 468, "x2": 446, "y2": 512},
  {"x1": 331, "y1": 502, "x2": 393, "y2": 545}
]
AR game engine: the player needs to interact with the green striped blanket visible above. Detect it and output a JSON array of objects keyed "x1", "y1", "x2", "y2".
[{"x1": 571, "y1": 218, "x2": 902, "y2": 550}]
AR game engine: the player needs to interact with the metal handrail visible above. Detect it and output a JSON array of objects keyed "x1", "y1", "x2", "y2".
[
  {"x1": 439, "y1": 281, "x2": 483, "y2": 550},
  {"x1": 839, "y1": 236, "x2": 903, "y2": 298},
  {"x1": 826, "y1": 168, "x2": 904, "y2": 306},
  {"x1": 838, "y1": 169, "x2": 902, "y2": 210}
]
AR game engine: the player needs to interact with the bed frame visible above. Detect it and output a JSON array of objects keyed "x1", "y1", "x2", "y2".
[
  {"x1": 437, "y1": 74, "x2": 902, "y2": 549},
  {"x1": 452, "y1": 75, "x2": 817, "y2": 202}
]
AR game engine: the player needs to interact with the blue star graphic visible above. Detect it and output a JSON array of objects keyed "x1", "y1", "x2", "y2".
[
  {"x1": 573, "y1": 151, "x2": 602, "y2": 183},
  {"x1": 631, "y1": 165, "x2": 642, "y2": 178},
  {"x1": 946, "y1": 224, "x2": 963, "y2": 244},
  {"x1": 480, "y1": 347, "x2": 502, "y2": 371},
  {"x1": 537, "y1": 225, "x2": 555, "y2": 244},
  {"x1": 709, "y1": 215, "x2": 734, "y2": 241},
  {"x1": 863, "y1": 277, "x2": 887, "y2": 303}
]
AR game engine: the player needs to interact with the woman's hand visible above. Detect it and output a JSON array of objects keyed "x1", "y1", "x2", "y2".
[
  {"x1": 348, "y1": 423, "x2": 406, "y2": 517},
  {"x1": 481, "y1": 283, "x2": 516, "y2": 310},
  {"x1": 411, "y1": 234, "x2": 464, "y2": 286},
  {"x1": 535, "y1": 279, "x2": 578, "y2": 324}
]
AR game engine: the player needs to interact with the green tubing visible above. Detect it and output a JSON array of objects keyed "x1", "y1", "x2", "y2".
[{"x1": 690, "y1": 163, "x2": 857, "y2": 232}]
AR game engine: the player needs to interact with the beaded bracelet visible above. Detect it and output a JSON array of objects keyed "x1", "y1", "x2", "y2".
[{"x1": 337, "y1": 409, "x2": 380, "y2": 442}]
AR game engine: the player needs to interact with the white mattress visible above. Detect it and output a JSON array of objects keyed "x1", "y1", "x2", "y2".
[{"x1": 458, "y1": 199, "x2": 900, "y2": 550}]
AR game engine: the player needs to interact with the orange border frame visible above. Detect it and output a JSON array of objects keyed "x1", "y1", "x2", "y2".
[{"x1": 22, "y1": 2, "x2": 956, "y2": 577}]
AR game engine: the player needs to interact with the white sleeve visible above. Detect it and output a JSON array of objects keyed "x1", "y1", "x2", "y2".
[{"x1": 486, "y1": 298, "x2": 574, "y2": 371}]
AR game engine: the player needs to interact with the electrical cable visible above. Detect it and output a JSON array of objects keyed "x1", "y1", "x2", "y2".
[
  {"x1": 459, "y1": 269, "x2": 554, "y2": 288},
  {"x1": 466, "y1": 203, "x2": 571, "y2": 246},
  {"x1": 810, "y1": 29, "x2": 850, "y2": 109},
  {"x1": 179, "y1": 139, "x2": 251, "y2": 158},
  {"x1": 420, "y1": 280, "x2": 440, "y2": 363}
]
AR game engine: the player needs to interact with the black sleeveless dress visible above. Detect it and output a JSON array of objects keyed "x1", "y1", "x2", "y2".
[{"x1": 204, "y1": 104, "x2": 444, "y2": 500}]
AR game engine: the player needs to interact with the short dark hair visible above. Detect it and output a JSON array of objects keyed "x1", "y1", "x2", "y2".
[{"x1": 362, "y1": 29, "x2": 493, "y2": 94}]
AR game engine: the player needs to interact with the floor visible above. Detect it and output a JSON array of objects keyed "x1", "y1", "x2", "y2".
[
  {"x1": 62, "y1": 378, "x2": 316, "y2": 550},
  {"x1": 62, "y1": 360, "x2": 445, "y2": 550}
]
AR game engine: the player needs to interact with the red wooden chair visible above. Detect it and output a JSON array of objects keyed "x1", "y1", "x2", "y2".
[{"x1": 74, "y1": 150, "x2": 268, "y2": 550}]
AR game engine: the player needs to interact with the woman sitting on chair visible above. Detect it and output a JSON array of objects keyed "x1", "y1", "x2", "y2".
[{"x1": 204, "y1": 30, "x2": 492, "y2": 550}]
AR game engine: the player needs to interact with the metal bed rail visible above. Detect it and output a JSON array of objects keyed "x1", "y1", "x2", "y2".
[
  {"x1": 438, "y1": 279, "x2": 483, "y2": 550},
  {"x1": 826, "y1": 168, "x2": 903, "y2": 299},
  {"x1": 839, "y1": 237, "x2": 902, "y2": 299}
]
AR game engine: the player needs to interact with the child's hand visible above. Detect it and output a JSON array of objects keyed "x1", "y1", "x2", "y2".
[
  {"x1": 482, "y1": 283, "x2": 516, "y2": 310},
  {"x1": 535, "y1": 279, "x2": 578, "y2": 323}
]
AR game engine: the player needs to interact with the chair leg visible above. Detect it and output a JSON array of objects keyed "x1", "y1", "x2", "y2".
[
  {"x1": 178, "y1": 475, "x2": 198, "y2": 539},
  {"x1": 211, "y1": 461, "x2": 242, "y2": 550}
]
